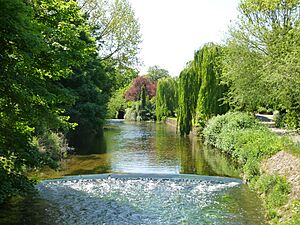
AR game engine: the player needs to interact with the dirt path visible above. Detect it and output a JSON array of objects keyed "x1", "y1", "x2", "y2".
[{"x1": 256, "y1": 113, "x2": 300, "y2": 143}]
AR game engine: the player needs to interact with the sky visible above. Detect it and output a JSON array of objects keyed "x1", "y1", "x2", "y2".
[{"x1": 129, "y1": 0, "x2": 240, "y2": 76}]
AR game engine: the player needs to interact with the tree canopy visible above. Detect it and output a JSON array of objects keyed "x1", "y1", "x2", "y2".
[
  {"x1": 0, "y1": 0, "x2": 114, "y2": 203},
  {"x1": 124, "y1": 76, "x2": 156, "y2": 101},
  {"x1": 79, "y1": 0, "x2": 142, "y2": 68},
  {"x1": 178, "y1": 43, "x2": 229, "y2": 135},
  {"x1": 146, "y1": 65, "x2": 170, "y2": 82},
  {"x1": 223, "y1": 0, "x2": 300, "y2": 127},
  {"x1": 156, "y1": 77, "x2": 178, "y2": 121}
]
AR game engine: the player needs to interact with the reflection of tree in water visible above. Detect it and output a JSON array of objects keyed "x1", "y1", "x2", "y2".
[
  {"x1": 177, "y1": 136, "x2": 207, "y2": 175},
  {"x1": 176, "y1": 136, "x2": 240, "y2": 177},
  {"x1": 69, "y1": 127, "x2": 107, "y2": 155},
  {"x1": 154, "y1": 124, "x2": 178, "y2": 162},
  {"x1": 202, "y1": 145, "x2": 240, "y2": 178}
]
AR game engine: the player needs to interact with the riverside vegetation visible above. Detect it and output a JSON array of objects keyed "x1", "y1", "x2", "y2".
[
  {"x1": 1, "y1": 0, "x2": 300, "y2": 224},
  {"x1": 0, "y1": 0, "x2": 141, "y2": 204},
  {"x1": 203, "y1": 112, "x2": 300, "y2": 224},
  {"x1": 153, "y1": 0, "x2": 300, "y2": 224}
]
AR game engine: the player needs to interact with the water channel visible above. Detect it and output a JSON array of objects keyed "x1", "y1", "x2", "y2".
[{"x1": 0, "y1": 120, "x2": 266, "y2": 224}]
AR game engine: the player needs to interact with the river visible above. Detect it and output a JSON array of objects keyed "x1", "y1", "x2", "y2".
[{"x1": 0, "y1": 120, "x2": 266, "y2": 224}]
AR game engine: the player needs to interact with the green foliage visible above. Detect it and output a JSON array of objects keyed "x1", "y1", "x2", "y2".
[
  {"x1": 107, "y1": 87, "x2": 127, "y2": 118},
  {"x1": 140, "y1": 85, "x2": 147, "y2": 110},
  {"x1": 178, "y1": 63, "x2": 199, "y2": 135},
  {"x1": 203, "y1": 112, "x2": 260, "y2": 147},
  {"x1": 178, "y1": 43, "x2": 229, "y2": 135},
  {"x1": 255, "y1": 175, "x2": 290, "y2": 220},
  {"x1": 196, "y1": 43, "x2": 229, "y2": 122},
  {"x1": 223, "y1": 0, "x2": 300, "y2": 127},
  {"x1": 156, "y1": 77, "x2": 178, "y2": 121},
  {"x1": 62, "y1": 58, "x2": 110, "y2": 138},
  {"x1": 0, "y1": 0, "x2": 113, "y2": 203},
  {"x1": 111, "y1": 68, "x2": 138, "y2": 92},
  {"x1": 203, "y1": 112, "x2": 295, "y2": 221},
  {"x1": 33, "y1": 132, "x2": 69, "y2": 162},
  {"x1": 79, "y1": 0, "x2": 142, "y2": 68},
  {"x1": 289, "y1": 199, "x2": 300, "y2": 225},
  {"x1": 203, "y1": 112, "x2": 284, "y2": 181},
  {"x1": 146, "y1": 65, "x2": 170, "y2": 81}
]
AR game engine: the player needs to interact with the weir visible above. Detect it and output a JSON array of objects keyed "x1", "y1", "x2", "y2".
[
  {"x1": 37, "y1": 174, "x2": 265, "y2": 225},
  {"x1": 0, "y1": 121, "x2": 266, "y2": 224}
]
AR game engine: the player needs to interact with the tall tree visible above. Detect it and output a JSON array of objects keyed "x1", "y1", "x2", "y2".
[
  {"x1": 79, "y1": 0, "x2": 142, "y2": 68},
  {"x1": 146, "y1": 65, "x2": 170, "y2": 82},
  {"x1": 178, "y1": 63, "x2": 200, "y2": 135},
  {"x1": 124, "y1": 76, "x2": 156, "y2": 101},
  {"x1": 196, "y1": 43, "x2": 229, "y2": 121},
  {"x1": 223, "y1": 0, "x2": 300, "y2": 127},
  {"x1": 156, "y1": 77, "x2": 178, "y2": 121},
  {"x1": 177, "y1": 43, "x2": 229, "y2": 135},
  {"x1": 0, "y1": 0, "x2": 98, "y2": 202}
]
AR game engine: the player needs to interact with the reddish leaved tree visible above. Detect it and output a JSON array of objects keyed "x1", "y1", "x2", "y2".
[{"x1": 124, "y1": 76, "x2": 156, "y2": 101}]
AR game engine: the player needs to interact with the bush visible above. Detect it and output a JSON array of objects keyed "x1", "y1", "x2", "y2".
[
  {"x1": 255, "y1": 175, "x2": 290, "y2": 220},
  {"x1": 203, "y1": 112, "x2": 283, "y2": 180},
  {"x1": 203, "y1": 112, "x2": 261, "y2": 149},
  {"x1": 33, "y1": 132, "x2": 69, "y2": 162},
  {"x1": 289, "y1": 199, "x2": 300, "y2": 225},
  {"x1": 203, "y1": 111, "x2": 292, "y2": 221},
  {"x1": 274, "y1": 109, "x2": 300, "y2": 129}
]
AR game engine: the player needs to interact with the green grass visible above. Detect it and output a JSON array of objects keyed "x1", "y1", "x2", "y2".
[{"x1": 288, "y1": 199, "x2": 300, "y2": 225}]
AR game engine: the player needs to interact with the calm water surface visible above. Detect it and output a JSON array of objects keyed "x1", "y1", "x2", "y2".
[
  {"x1": 35, "y1": 120, "x2": 241, "y2": 178},
  {"x1": 0, "y1": 120, "x2": 266, "y2": 224}
]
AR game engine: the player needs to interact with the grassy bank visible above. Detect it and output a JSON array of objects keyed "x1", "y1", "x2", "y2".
[{"x1": 202, "y1": 112, "x2": 300, "y2": 224}]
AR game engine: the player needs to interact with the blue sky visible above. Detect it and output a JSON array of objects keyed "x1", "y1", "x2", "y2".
[{"x1": 129, "y1": 0, "x2": 240, "y2": 76}]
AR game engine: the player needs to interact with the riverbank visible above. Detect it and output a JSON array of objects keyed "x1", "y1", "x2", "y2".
[
  {"x1": 262, "y1": 151, "x2": 300, "y2": 224},
  {"x1": 201, "y1": 112, "x2": 300, "y2": 224},
  {"x1": 166, "y1": 113, "x2": 300, "y2": 224}
]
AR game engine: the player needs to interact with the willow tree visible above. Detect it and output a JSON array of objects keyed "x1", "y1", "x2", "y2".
[
  {"x1": 178, "y1": 63, "x2": 201, "y2": 135},
  {"x1": 178, "y1": 43, "x2": 229, "y2": 135},
  {"x1": 156, "y1": 77, "x2": 178, "y2": 121},
  {"x1": 196, "y1": 43, "x2": 229, "y2": 122}
]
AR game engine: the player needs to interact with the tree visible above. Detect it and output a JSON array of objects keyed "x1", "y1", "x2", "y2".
[
  {"x1": 107, "y1": 87, "x2": 127, "y2": 118},
  {"x1": 146, "y1": 65, "x2": 170, "y2": 82},
  {"x1": 177, "y1": 44, "x2": 229, "y2": 135},
  {"x1": 196, "y1": 43, "x2": 229, "y2": 121},
  {"x1": 62, "y1": 58, "x2": 110, "y2": 141},
  {"x1": 124, "y1": 76, "x2": 156, "y2": 101},
  {"x1": 223, "y1": 0, "x2": 300, "y2": 127},
  {"x1": 79, "y1": 0, "x2": 142, "y2": 68},
  {"x1": 178, "y1": 63, "x2": 200, "y2": 135},
  {"x1": 156, "y1": 77, "x2": 178, "y2": 121},
  {"x1": 0, "y1": 0, "x2": 99, "y2": 202}
]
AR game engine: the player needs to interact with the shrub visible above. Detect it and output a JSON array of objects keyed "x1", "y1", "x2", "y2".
[
  {"x1": 33, "y1": 132, "x2": 69, "y2": 162},
  {"x1": 255, "y1": 175, "x2": 290, "y2": 220},
  {"x1": 203, "y1": 112, "x2": 284, "y2": 179},
  {"x1": 203, "y1": 111, "x2": 293, "y2": 221},
  {"x1": 203, "y1": 112, "x2": 261, "y2": 150}
]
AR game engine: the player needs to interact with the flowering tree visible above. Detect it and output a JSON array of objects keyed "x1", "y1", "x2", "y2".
[{"x1": 124, "y1": 76, "x2": 156, "y2": 101}]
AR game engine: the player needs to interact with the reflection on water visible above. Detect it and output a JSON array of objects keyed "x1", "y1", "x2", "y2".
[
  {"x1": 34, "y1": 120, "x2": 239, "y2": 179},
  {"x1": 1, "y1": 120, "x2": 266, "y2": 224}
]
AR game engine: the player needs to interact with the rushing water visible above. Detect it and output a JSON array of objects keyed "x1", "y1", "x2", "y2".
[{"x1": 0, "y1": 120, "x2": 266, "y2": 224}]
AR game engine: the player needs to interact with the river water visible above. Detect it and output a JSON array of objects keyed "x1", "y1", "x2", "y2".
[{"x1": 0, "y1": 120, "x2": 266, "y2": 224}]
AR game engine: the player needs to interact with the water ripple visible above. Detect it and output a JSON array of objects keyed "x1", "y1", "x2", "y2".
[{"x1": 36, "y1": 174, "x2": 263, "y2": 225}]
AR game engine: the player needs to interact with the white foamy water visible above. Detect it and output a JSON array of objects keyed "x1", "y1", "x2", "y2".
[{"x1": 36, "y1": 175, "x2": 260, "y2": 225}]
